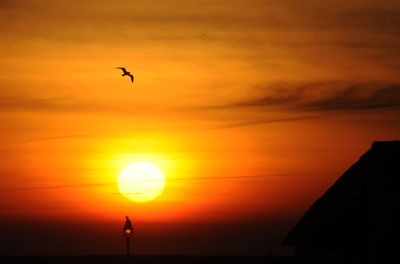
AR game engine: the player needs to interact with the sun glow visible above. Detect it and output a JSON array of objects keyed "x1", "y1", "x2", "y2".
[{"x1": 117, "y1": 161, "x2": 166, "y2": 203}]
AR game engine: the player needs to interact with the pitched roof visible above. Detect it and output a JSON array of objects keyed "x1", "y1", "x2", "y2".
[{"x1": 282, "y1": 141, "x2": 400, "y2": 247}]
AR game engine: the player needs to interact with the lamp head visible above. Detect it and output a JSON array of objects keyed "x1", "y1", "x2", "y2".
[
  {"x1": 123, "y1": 227, "x2": 133, "y2": 238},
  {"x1": 123, "y1": 216, "x2": 134, "y2": 238}
]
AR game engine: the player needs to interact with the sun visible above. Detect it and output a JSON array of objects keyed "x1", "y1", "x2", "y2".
[{"x1": 117, "y1": 161, "x2": 166, "y2": 203}]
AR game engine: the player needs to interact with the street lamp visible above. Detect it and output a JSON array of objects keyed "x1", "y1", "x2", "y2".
[{"x1": 123, "y1": 216, "x2": 134, "y2": 256}]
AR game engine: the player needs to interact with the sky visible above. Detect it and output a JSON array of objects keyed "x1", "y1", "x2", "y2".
[{"x1": 0, "y1": 0, "x2": 400, "y2": 256}]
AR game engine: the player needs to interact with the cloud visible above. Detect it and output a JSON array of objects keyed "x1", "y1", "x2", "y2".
[
  {"x1": 6, "y1": 182, "x2": 112, "y2": 191},
  {"x1": 6, "y1": 173, "x2": 318, "y2": 191},
  {"x1": 0, "y1": 0, "x2": 20, "y2": 9},
  {"x1": 33, "y1": 134, "x2": 94, "y2": 141},
  {"x1": 0, "y1": 95, "x2": 168, "y2": 117},
  {"x1": 204, "y1": 82, "x2": 400, "y2": 112},
  {"x1": 342, "y1": 7, "x2": 400, "y2": 36},
  {"x1": 0, "y1": 96, "x2": 101, "y2": 113},
  {"x1": 210, "y1": 115, "x2": 321, "y2": 129},
  {"x1": 300, "y1": 83, "x2": 400, "y2": 111}
]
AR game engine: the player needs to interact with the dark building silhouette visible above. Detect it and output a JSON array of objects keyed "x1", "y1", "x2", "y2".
[{"x1": 282, "y1": 141, "x2": 400, "y2": 264}]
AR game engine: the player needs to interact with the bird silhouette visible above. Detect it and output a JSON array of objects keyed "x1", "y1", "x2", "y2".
[{"x1": 116, "y1": 67, "x2": 134, "y2": 83}]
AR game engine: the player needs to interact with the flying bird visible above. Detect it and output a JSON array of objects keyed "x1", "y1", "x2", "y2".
[{"x1": 116, "y1": 67, "x2": 134, "y2": 83}]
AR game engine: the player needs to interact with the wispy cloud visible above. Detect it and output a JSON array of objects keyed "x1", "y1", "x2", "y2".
[
  {"x1": 202, "y1": 82, "x2": 400, "y2": 112},
  {"x1": 0, "y1": 95, "x2": 171, "y2": 117},
  {"x1": 5, "y1": 173, "x2": 321, "y2": 191},
  {"x1": 31, "y1": 134, "x2": 95, "y2": 141},
  {"x1": 0, "y1": 96, "x2": 101, "y2": 113},
  {"x1": 210, "y1": 115, "x2": 321, "y2": 129},
  {"x1": 6, "y1": 182, "x2": 113, "y2": 191},
  {"x1": 299, "y1": 83, "x2": 400, "y2": 111}
]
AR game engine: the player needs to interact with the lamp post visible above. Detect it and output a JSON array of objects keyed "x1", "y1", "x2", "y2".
[{"x1": 123, "y1": 216, "x2": 134, "y2": 256}]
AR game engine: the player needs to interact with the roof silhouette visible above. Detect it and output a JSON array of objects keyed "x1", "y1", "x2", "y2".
[{"x1": 282, "y1": 141, "x2": 400, "y2": 248}]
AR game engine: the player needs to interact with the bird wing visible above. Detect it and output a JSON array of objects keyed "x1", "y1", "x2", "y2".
[
  {"x1": 117, "y1": 67, "x2": 127, "y2": 73},
  {"x1": 129, "y1": 74, "x2": 134, "y2": 83}
]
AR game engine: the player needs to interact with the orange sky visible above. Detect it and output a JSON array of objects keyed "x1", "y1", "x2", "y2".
[{"x1": 0, "y1": 0, "x2": 399, "y2": 255}]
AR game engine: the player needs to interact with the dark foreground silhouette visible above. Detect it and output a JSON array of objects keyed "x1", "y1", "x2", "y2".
[
  {"x1": 0, "y1": 255, "x2": 295, "y2": 264},
  {"x1": 282, "y1": 141, "x2": 400, "y2": 264}
]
